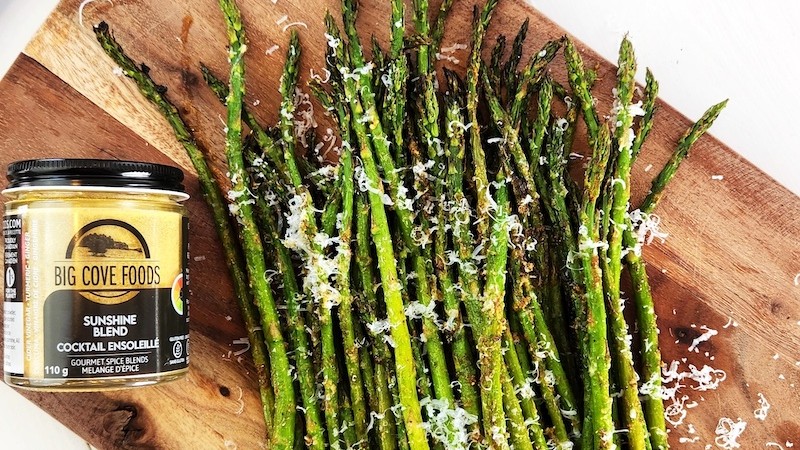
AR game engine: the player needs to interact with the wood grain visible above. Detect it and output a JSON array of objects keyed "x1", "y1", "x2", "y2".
[
  {"x1": 1, "y1": 0, "x2": 799, "y2": 447},
  {"x1": 0, "y1": 55, "x2": 268, "y2": 449}
]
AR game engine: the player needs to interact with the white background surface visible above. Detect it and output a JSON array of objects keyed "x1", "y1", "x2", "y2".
[{"x1": 1, "y1": 1, "x2": 799, "y2": 448}]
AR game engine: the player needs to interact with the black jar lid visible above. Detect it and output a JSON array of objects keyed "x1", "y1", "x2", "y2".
[{"x1": 6, "y1": 158, "x2": 185, "y2": 192}]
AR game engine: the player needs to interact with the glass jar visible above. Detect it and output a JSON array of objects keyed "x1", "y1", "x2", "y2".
[{"x1": 3, "y1": 159, "x2": 190, "y2": 390}]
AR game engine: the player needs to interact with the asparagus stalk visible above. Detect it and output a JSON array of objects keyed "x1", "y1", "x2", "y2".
[
  {"x1": 337, "y1": 4, "x2": 458, "y2": 420},
  {"x1": 604, "y1": 37, "x2": 650, "y2": 450},
  {"x1": 320, "y1": 45, "x2": 371, "y2": 446},
  {"x1": 328, "y1": 26, "x2": 429, "y2": 450},
  {"x1": 625, "y1": 99, "x2": 727, "y2": 450},
  {"x1": 411, "y1": 0, "x2": 441, "y2": 160},
  {"x1": 93, "y1": 20, "x2": 278, "y2": 438},
  {"x1": 485, "y1": 72, "x2": 573, "y2": 447},
  {"x1": 199, "y1": 64, "x2": 288, "y2": 179},
  {"x1": 251, "y1": 191, "x2": 325, "y2": 450},
  {"x1": 443, "y1": 73, "x2": 481, "y2": 420},
  {"x1": 640, "y1": 99, "x2": 728, "y2": 212},
  {"x1": 431, "y1": 0, "x2": 456, "y2": 52},
  {"x1": 564, "y1": 39, "x2": 600, "y2": 144},
  {"x1": 334, "y1": 143, "x2": 370, "y2": 446},
  {"x1": 503, "y1": 19, "x2": 529, "y2": 91},
  {"x1": 509, "y1": 39, "x2": 563, "y2": 129},
  {"x1": 481, "y1": 173, "x2": 512, "y2": 450},
  {"x1": 509, "y1": 260, "x2": 571, "y2": 447},
  {"x1": 466, "y1": 0, "x2": 499, "y2": 246},
  {"x1": 631, "y1": 69, "x2": 660, "y2": 162},
  {"x1": 500, "y1": 363, "x2": 537, "y2": 450},
  {"x1": 360, "y1": 165, "x2": 429, "y2": 450},
  {"x1": 501, "y1": 320, "x2": 547, "y2": 450},
  {"x1": 340, "y1": 389, "x2": 358, "y2": 448},
  {"x1": 578, "y1": 125, "x2": 614, "y2": 449},
  {"x1": 217, "y1": 1, "x2": 296, "y2": 448},
  {"x1": 489, "y1": 35, "x2": 507, "y2": 88},
  {"x1": 386, "y1": 0, "x2": 407, "y2": 167},
  {"x1": 355, "y1": 195, "x2": 400, "y2": 450},
  {"x1": 525, "y1": 79, "x2": 575, "y2": 366}
]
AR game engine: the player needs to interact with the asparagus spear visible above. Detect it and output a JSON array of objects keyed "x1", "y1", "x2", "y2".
[
  {"x1": 442, "y1": 72, "x2": 481, "y2": 421},
  {"x1": 217, "y1": 1, "x2": 296, "y2": 448},
  {"x1": 509, "y1": 39, "x2": 564, "y2": 129},
  {"x1": 337, "y1": 3, "x2": 458, "y2": 423},
  {"x1": 640, "y1": 99, "x2": 728, "y2": 212},
  {"x1": 502, "y1": 19, "x2": 529, "y2": 94},
  {"x1": 249, "y1": 167, "x2": 325, "y2": 450},
  {"x1": 466, "y1": 0, "x2": 499, "y2": 247},
  {"x1": 355, "y1": 195, "x2": 400, "y2": 450},
  {"x1": 625, "y1": 99, "x2": 727, "y2": 450},
  {"x1": 431, "y1": 0, "x2": 456, "y2": 52},
  {"x1": 93, "y1": 19, "x2": 280, "y2": 441},
  {"x1": 603, "y1": 37, "x2": 650, "y2": 450},
  {"x1": 489, "y1": 35, "x2": 507, "y2": 88},
  {"x1": 324, "y1": 14, "x2": 428, "y2": 447},
  {"x1": 578, "y1": 125, "x2": 614, "y2": 449},
  {"x1": 564, "y1": 38, "x2": 600, "y2": 145},
  {"x1": 277, "y1": 31, "x2": 348, "y2": 449},
  {"x1": 481, "y1": 173, "x2": 512, "y2": 450},
  {"x1": 199, "y1": 64, "x2": 288, "y2": 179},
  {"x1": 631, "y1": 69, "x2": 660, "y2": 162}
]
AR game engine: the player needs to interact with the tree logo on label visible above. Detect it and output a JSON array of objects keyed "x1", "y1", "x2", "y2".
[{"x1": 65, "y1": 219, "x2": 151, "y2": 305}]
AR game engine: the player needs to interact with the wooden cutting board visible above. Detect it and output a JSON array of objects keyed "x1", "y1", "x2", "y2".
[{"x1": 1, "y1": 0, "x2": 799, "y2": 448}]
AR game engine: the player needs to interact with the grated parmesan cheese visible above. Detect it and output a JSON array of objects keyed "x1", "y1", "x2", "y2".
[
  {"x1": 292, "y1": 87, "x2": 318, "y2": 148},
  {"x1": 577, "y1": 224, "x2": 609, "y2": 253},
  {"x1": 265, "y1": 44, "x2": 280, "y2": 55},
  {"x1": 753, "y1": 393, "x2": 770, "y2": 421},
  {"x1": 441, "y1": 43, "x2": 468, "y2": 53},
  {"x1": 627, "y1": 209, "x2": 669, "y2": 256},
  {"x1": 722, "y1": 316, "x2": 739, "y2": 328},
  {"x1": 282, "y1": 21, "x2": 308, "y2": 32},
  {"x1": 310, "y1": 67, "x2": 332, "y2": 84},
  {"x1": 714, "y1": 417, "x2": 746, "y2": 449},
  {"x1": 405, "y1": 301, "x2": 439, "y2": 323},
  {"x1": 355, "y1": 166, "x2": 393, "y2": 205},
  {"x1": 232, "y1": 337, "x2": 250, "y2": 356},
  {"x1": 282, "y1": 192, "x2": 342, "y2": 310},
  {"x1": 367, "y1": 320, "x2": 392, "y2": 335},
  {"x1": 688, "y1": 325, "x2": 718, "y2": 353},
  {"x1": 435, "y1": 53, "x2": 460, "y2": 64},
  {"x1": 78, "y1": 0, "x2": 112, "y2": 27},
  {"x1": 324, "y1": 32, "x2": 341, "y2": 49},
  {"x1": 420, "y1": 397, "x2": 477, "y2": 450},
  {"x1": 659, "y1": 359, "x2": 727, "y2": 427}
]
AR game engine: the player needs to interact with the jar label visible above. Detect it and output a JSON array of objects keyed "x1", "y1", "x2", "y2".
[
  {"x1": 3, "y1": 207, "x2": 189, "y2": 380},
  {"x1": 3, "y1": 214, "x2": 23, "y2": 375}
]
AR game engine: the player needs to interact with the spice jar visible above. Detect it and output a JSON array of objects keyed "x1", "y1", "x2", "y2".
[{"x1": 3, "y1": 159, "x2": 190, "y2": 390}]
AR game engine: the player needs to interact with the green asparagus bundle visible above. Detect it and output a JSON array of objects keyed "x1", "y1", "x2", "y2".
[{"x1": 94, "y1": 0, "x2": 726, "y2": 448}]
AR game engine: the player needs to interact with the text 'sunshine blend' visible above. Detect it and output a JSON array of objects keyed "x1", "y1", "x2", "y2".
[{"x1": 2, "y1": 159, "x2": 190, "y2": 390}]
